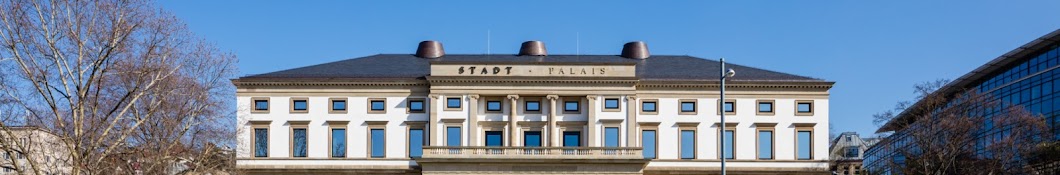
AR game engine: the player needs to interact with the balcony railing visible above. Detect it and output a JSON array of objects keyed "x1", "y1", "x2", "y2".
[{"x1": 421, "y1": 146, "x2": 643, "y2": 159}]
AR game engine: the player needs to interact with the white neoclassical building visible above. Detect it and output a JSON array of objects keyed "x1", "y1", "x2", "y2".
[{"x1": 234, "y1": 41, "x2": 833, "y2": 175}]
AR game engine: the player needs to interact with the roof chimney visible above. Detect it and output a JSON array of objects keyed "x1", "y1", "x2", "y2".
[
  {"x1": 415, "y1": 40, "x2": 445, "y2": 58},
  {"x1": 518, "y1": 41, "x2": 547, "y2": 56},
  {"x1": 621, "y1": 41, "x2": 650, "y2": 59}
]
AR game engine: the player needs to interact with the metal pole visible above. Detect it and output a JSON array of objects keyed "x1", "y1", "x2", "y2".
[{"x1": 719, "y1": 57, "x2": 727, "y2": 175}]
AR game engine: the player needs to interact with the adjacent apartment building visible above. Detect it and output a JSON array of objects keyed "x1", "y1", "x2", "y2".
[
  {"x1": 829, "y1": 132, "x2": 878, "y2": 175},
  {"x1": 865, "y1": 29, "x2": 1060, "y2": 173},
  {"x1": 234, "y1": 40, "x2": 834, "y2": 174}
]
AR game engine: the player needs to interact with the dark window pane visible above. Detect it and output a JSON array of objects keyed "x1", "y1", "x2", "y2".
[
  {"x1": 371, "y1": 129, "x2": 385, "y2": 158},
  {"x1": 447, "y1": 98, "x2": 461, "y2": 108},
  {"x1": 485, "y1": 131, "x2": 503, "y2": 146},
  {"x1": 409, "y1": 101, "x2": 424, "y2": 111},
  {"x1": 487, "y1": 101, "x2": 502, "y2": 111},
  {"x1": 723, "y1": 130, "x2": 734, "y2": 159},
  {"x1": 759, "y1": 102, "x2": 773, "y2": 112},
  {"x1": 447, "y1": 127, "x2": 461, "y2": 146},
  {"x1": 563, "y1": 131, "x2": 580, "y2": 147},
  {"x1": 643, "y1": 102, "x2": 657, "y2": 112},
  {"x1": 409, "y1": 129, "x2": 424, "y2": 158},
  {"x1": 293, "y1": 128, "x2": 307, "y2": 157},
  {"x1": 524, "y1": 131, "x2": 542, "y2": 147},
  {"x1": 605, "y1": 127, "x2": 619, "y2": 147},
  {"x1": 605, "y1": 99, "x2": 619, "y2": 109},
  {"x1": 526, "y1": 101, "x2": 540, "y2": 111},
  {"x1": 758, "y1": 131, "x2": 773, "y2": 159},
  {"x1": 371, "y1": 101, "x2": 385, "y2": 111},
  {"x1": 254, "y1": 100, "x2": 269, "y2": 110},
  {"x1": 642, "y1": 130, "x2": 656, "y2": 159},
  {"x1": 797, "y1": 131, "x2": 811, "y2": 159},
  {"x1": 254, "y1": 128, "x2": 268, "y2": 157},
  {"x1": 797, "y1": 103, "x2": 812, "y2": 113},
  {"x1": 724, "y1": 102, "x2": 735, "y2": 112},
  {"x1": 846, "y1": 146, "x2": 859, "y2": 158},
  {"x1": 681, "y1": 102, "x2": 695, "y2": 112},
  {"x1": 680, "y1": 130, "x2": 695, "y2": 159},
  {"x1": 565, "y1": 101, "x2": 579, "y2": 112},
  {"x1": 293, "y1": 100, "x2": 307, "y2": 111},
  {"x1": 332, "y1": 129, "x2": 346, "y2": 157},
  {"x1": 332, "y1": 101, "x2": 346, "y2": 111}
]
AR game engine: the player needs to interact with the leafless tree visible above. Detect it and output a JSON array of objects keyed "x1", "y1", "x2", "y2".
[
  {"x1": 0, "y1": 0, "x2": 237, "y2": 174},
  {"x1": 870, "y1": 80, "x2": 1055, "y2": 174}
]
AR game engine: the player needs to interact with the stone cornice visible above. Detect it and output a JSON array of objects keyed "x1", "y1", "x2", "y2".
[{"x1": 232, "y1": 80, "x2": 427, "y2": 87}]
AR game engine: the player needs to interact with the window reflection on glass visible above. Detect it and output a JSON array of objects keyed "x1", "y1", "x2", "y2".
[
  {"x1": 331, "y1": 128, "x2": 346, "y2": 157},
  {"x1": 293, "y1": 128, "x2": 307, "y2": 157},
  {"x1": 604, "y1": 99, "x2": 619, "y2": 109},
  {"x1": 332, "y1": 100, "x2": 346, "y2": 111},
  {"x1": 371, "y1": 100, "x2": 385, "y2": 111},
  {"x1": 447, "y1": 98, "x2": 461, "y2": 108},
  {"x1": 759, "y1": 102, "x2": 773, "y2": 112},
  {"x1": 681, "y1": 102, "x2": 695, "y2": 112},
  {"x1": 254, "y1": 100, "x2": 269, "y2": 110},
  {"x1": 724, "y1": 102, "x2": 735, "y2": 112},
  {"x1": 525, "y1": 101, "x2": 540, "y2": 111},
  {"x1": 487, "y1": 101, "x2": 501, "y2": 111},
  {"x1": 293, "y1": 100, "x2": 307, "y2": 111},
  {"x1": 564, "y1": 101, "x2": 579, "y2": 112},
  {"x1": 254, "y1": 128, "x2": 268, "y2": 157}
]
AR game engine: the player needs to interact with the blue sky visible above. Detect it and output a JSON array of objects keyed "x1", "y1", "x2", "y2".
[{"x1": 159, "y1": 1, "x2": 1060, "y2": 136}]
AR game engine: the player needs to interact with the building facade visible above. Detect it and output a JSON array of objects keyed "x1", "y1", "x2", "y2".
[
  {"x1": 864, "y1": 29, "x2": 1060, "y2": 173},
  {"x1": 829, "y1": 132, "x2": 878, "y2": 175},
  {"x1": 0, "y1": 126, "x2": 69, "y2": 175},
  {"x1": 234, "y1": 41, "x2": 834, "y2": 174}
]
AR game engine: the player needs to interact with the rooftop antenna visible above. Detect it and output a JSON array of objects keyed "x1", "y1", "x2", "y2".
[{"x1": 576, "y1": 32, "x2": 580, "y2": 56}]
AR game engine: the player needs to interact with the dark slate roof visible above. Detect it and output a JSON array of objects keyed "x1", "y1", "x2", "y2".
[{"x1": 239, "y1": 54, "x2": 825, "y2": 82}]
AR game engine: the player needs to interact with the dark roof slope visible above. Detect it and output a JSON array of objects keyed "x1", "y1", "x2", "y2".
[{"x1": 239, "y1": 54, "x2": 825, "y2": 82}]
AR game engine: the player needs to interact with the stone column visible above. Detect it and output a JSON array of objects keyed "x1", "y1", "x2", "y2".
[
  {"x1": 546, "y1": 95, "x2": 559, "y2": 147},
  {"x1": 429, "y1": 94, "x2": 440, "y2": 146},
  {"x1": 586, "y1": 95, "x2": 597, "y2": 147},
  {"x1": 507, "y1": 95, "x2": 520, "y2": 146},
  {"x1": 625, "y1": 95, "x2": 637, "y2": 147},
  {"x1": 468, "y1": 95, "x2": 480, "y2": 146}
]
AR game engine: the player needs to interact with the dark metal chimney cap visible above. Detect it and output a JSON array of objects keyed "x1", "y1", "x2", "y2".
[
  {"x1": 415, "y1": 40, "x2": 445, "y2": 58},
  {"x1": 621, "y1": 41, "x2": 650, "y2": 59},
  {"x1": 518, "y1": 41, "x2": 547, "y2": 56}
]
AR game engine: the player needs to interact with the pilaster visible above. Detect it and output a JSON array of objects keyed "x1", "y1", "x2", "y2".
[
  {"x1": 586, "y1": 95, "x2": 598, "y2": 147},
  {"x1": 507, "y1": 95, "x2": 520, "y2": 146},
  {"x1": 468, "y1": 94, "x2": 480, "y2": 146},
  {"x1": 546, "y1": 95, "x2": 559, "y2": 147}
]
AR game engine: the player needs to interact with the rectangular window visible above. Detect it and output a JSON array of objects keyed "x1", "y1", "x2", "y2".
[
  {"x1": 723, "y1": 130, "x2": 734, "y2": 159},
  {"x1": 641, "y1": 100, "x2": 658, "y2": 114},
  {"x1": 564, "y1": 101, "x2": 579, "y2": 112},
  {"x1": 756, "y1": 100, "x2": 774, "y2": 115},
  {"x1": 370, "y1": 99, "x2": 386, "y2": 112},
  {"x1": 408, "y1": 100, "x2": 425, "y2": 113},
  {"x1": 604, "y1": 127, "x2": 619, "y2": 147},
  {"x1": 371, "y1": 129, "x2": 385, "y2": 158},
  {"x1": 680, "y1": 130, "x2": 695, "y2": 159},
  {"x1": 254, "y1": 128, "x2": 268, "y2": 157},
  {"x1": 409, "y1": 129, "x2": 424, "y2": 158},
  {"x1": 563, "y1": 131, "x2": 581, "y2": 147},
  {"x1": 525, "y1": 101, "x2": 541, "y2": 112},
  {"x1": 524, "y1": 131, "x2": 542, "y2": 147},
  {"x1": 681, "y1": 102, "x2": 695, "y2": 112},
  {"x1": 846, "y1": 146, "x2": 859, "y2": 158},
  {"x1": 292, "y1": 128, "x2": 307, "y2": 157},
  {"x1": 797, "y1": 130, "x2": 812, "y2": 160},
  {"x1": 486, "y1": 101, "x2": 502, "y2": 112},
  {"x1": 254, "y1": 100, "x2": 269, "y2": 111},
  {"x1": 332, "y1": 100, "x2": 346, "y2": 111},
  {"x1": 485, "y1": 131, "x2": 503, "y2": 146},
  {"x1": 724, "y1": 102, "x2": 735, "y2": 112},
  {"x1": 758, "y1": 130, "x2": 773, "y2": 160},
  {"x1": 331, "y1": 128, "x2": 346, "y2": 158},
  {"x1": 446, "y1": 98, "x2": 462, "y2": 109},
  {"x1": 642, "y1": 130, "x2": 657, "y2": 159},
  {"x1": 606, "y1": 98, "x2": 619, "y2": 109},
  {"x1": 447, "y1": 127, "x2": 461, "y2": 146},
  {"x1": 796, "y1": 100, "x2": 814, "y2": 116},
  {"x1": 292, "y1": 100, "x2": 307, "y2": 111}
]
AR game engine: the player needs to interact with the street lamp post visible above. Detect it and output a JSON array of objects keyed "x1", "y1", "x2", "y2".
[{"x1": 719, "y1": 58, "x2": 734, "y2": 175}]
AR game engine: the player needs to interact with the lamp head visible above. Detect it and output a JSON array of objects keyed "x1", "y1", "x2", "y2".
[{"x1": 725, "y1": 68, "x2": 736, "y2": 78}]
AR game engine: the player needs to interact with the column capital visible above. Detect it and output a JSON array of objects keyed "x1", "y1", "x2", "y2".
[
  {"x1": 469, "y1": 94, "x2": 480, "y2": 100},
  {"x1": 429, "y1": 94, "x2": 442, "y2": 99},
  {"x1": 546, "y1": 95, "x2": 560, "y2": 100},
  {"x1": 586, "y1": 95, "x2": 598, "y2": 100},
  {"x1": 506, "y1": 95, "x2": 520, "y2": 100},
  {"x1": 626, "y1": 95, "x2": 637, "y2": 100}
]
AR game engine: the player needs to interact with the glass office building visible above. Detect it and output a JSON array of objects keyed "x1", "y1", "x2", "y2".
[{"x1": 865, "y1": 29, "x2": 1060, "y2": 174}]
